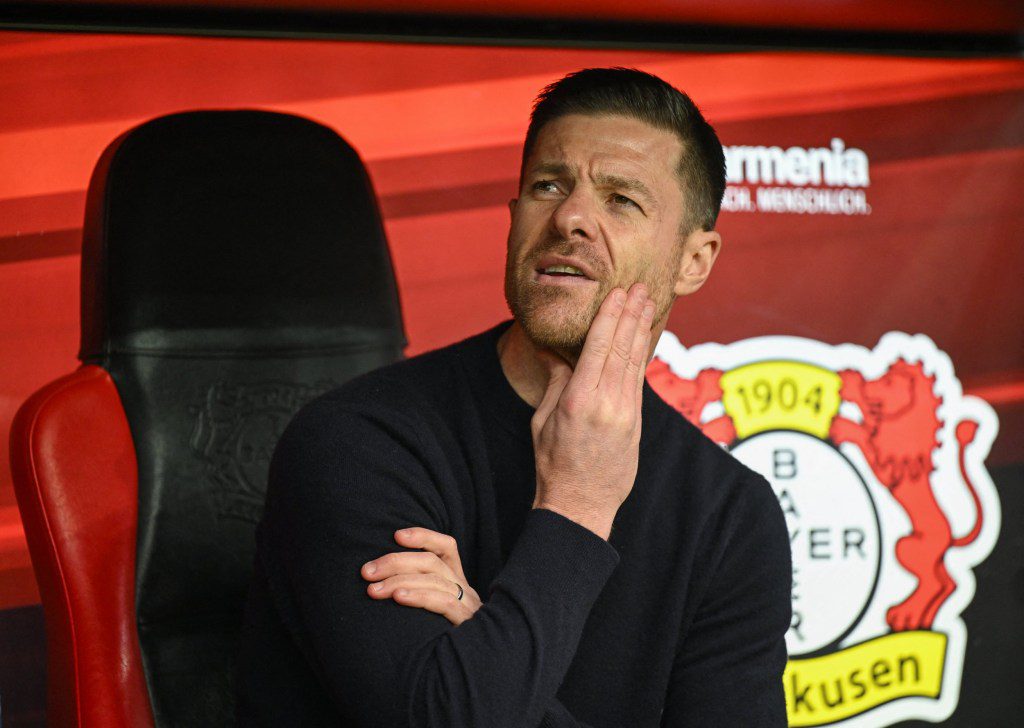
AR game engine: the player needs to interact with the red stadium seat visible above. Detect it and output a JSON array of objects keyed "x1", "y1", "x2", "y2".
[
  {"x1": 10, "y1": 366, "x2": 154, "y2": 728},
  {"x1": 9, "y1": 110, "x2": 405, "y2": 727}
]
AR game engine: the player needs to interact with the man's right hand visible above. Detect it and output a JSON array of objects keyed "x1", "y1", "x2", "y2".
[{"x1": 530, "y1": 283, "x2": 655, "y2": 540}]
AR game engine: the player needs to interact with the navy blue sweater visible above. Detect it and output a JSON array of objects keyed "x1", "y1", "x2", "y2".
[{"x1": 238, "y1": 321, "x2": 791, "y2": 727}]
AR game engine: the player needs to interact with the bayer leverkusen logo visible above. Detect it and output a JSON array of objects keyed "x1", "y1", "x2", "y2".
[{"x1": 648, "y1": 332, "x2": 1000, "y2": 727}]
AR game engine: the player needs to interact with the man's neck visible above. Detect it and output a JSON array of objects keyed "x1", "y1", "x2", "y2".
[
  {"x1": 496, "y1": 321, "x2": 564, "y2": 409},
  {"x1": 496, "y1": 316, "x2": 664, "y2": 410}
]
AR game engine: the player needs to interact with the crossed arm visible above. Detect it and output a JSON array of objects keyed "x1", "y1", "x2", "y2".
[
  {"x1": 362, "y1": 527, "x2": 601, "y2": 728},
  {"x1": 360, "y1": 494, "x2": 791, "y2": 728}
]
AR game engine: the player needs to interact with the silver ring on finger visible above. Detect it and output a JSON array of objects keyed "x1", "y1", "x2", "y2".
[{"x1": 455, "y1": 583, "x2": 464, "y2": 601}]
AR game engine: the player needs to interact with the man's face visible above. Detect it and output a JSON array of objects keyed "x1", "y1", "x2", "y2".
[{"x1": 504, "y1": 113, "x2": 691, "y2": 358}]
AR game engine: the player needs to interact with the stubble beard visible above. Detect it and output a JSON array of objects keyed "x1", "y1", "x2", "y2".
[
  {"x1": 504, "y1": 241, "x2": 680, "y2": 361},
  {"x1": 505, "y1": 268, "x2": 607, "y2": 359}
]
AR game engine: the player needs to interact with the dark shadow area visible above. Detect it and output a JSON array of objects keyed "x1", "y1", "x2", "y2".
[
  {"x1": 0, "y1": 3, "x2": 1020, "y2": 57},
  {"x1": 0, "y1": 604, "x2": 45, "y2": 728}
]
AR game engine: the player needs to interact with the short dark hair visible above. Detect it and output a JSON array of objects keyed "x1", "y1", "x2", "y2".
[{"x1": 522, "y1": 67, "x2": 726, "y2": 233}]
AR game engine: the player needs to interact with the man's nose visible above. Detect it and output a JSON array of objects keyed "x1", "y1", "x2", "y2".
[{"x1": 551, "y1": 186, "x2": 599, "y2": 241}]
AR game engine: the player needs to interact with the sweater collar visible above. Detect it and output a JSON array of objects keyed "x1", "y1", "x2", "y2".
[
  {"x1": 460, "y1": 319, "x2": 670, "y2": 446},
  {"x1": 462, "y1": 320, "x2": 535, "y2": 442}
]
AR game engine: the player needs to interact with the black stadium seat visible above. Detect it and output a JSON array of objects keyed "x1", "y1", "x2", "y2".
[{"x1": 11, "y1": 109, "x2": 405, "y2": 726}]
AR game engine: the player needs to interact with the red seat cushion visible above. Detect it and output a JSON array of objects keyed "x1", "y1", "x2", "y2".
[{"x1": 9, "y1": 365, "x2": 154, "y2": 728}]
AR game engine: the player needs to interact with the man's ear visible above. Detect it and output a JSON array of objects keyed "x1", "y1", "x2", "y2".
[{"x1": 674, "y1": 229, "x2": 722, "y2": 297}]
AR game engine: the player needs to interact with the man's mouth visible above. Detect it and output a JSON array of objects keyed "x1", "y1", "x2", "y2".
[
  {"x1": 531, "y1": 254, "x2": 600, "y2": 287},
  {"x1": 533, "y1": 263, "x2": 597, "y2": 287},
  {"x1": 539, "y1": 264, "x2": 587, "y2": 277}
]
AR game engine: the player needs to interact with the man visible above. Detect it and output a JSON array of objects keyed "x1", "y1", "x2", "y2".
[{"x1": 238, "y1": 67, "x2": 791, "y2": 727}]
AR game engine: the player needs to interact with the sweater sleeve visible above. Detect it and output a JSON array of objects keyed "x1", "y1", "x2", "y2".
[
  {"x1": 255, "y1": 398, "x2": 619, "y2": 728},
  {"x1": 660, "y1": 474, "x2": 792, "y2": 727}
]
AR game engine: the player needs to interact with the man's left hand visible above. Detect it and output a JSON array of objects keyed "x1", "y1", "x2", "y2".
[{"x1": 361, "y1": 528, "x2": 482, "y2": 626}]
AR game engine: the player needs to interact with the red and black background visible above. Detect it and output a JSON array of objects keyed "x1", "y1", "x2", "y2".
[{"x1": 0, "y1": 1, "x2": 1021, "y2": 725}]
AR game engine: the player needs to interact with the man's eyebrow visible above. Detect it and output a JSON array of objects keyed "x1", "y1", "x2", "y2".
[
  {"x1": 526, "y1": 164, "x2": 655, "y2": 204},
  {"x1": 594, "y1": 173, "x2": 654, "y2": 203},
  {"x1": 527, "y1": 161, "x2": 568, "y2": 177}
]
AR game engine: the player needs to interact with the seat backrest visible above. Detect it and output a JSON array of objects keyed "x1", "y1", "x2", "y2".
[{"x1": 16, "y1": 109, "x2": 405, "y2": 727}]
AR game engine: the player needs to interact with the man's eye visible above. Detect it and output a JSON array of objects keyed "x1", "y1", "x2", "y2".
[
  {"x1": 533, "y1": 180, "x2": 559, "y2": 193},
  {"x1": 612, "y1": 194, "x2": 639, "y2": 209}
]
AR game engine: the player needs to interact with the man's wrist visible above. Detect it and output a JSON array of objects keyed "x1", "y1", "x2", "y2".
[{"x1": 532, "y1": 500, "x2": 617, "y2": 541}]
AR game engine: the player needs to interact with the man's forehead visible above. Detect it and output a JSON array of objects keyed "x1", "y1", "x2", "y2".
[{"x1": 526, "y1": 114, "x2": 682, "y2": 177}]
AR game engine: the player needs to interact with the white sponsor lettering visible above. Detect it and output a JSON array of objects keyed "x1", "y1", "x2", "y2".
[
  {"x1": 724, "y1": 138, "x2": 870, "y2": 188},
  {"x1": 755, "y1": 186, "x2": 871, "y2": 215}
]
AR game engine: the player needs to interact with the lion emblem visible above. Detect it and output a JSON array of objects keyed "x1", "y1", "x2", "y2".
[{"x1": 828, "y1": 360, "x2": 983, "y2": 631}]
